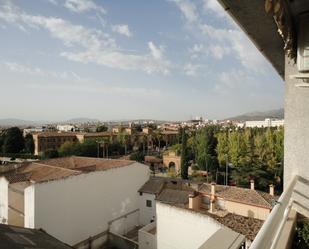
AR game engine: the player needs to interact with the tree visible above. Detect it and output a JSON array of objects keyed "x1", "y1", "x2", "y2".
[
  {"x1": 129, "y1": 151, "x2": 145, "y2": 162},
  {"x1": 58, "y1": 141, "x2": 78, "y2": 157},
  {"x1": 96, "y1": 125, "x2": 108, "y2": 132},
  {"x1": 43, "y1": 149, "x2": 59, "y2": 159},
  {"x1": 195, "y1": 127, "x2": 218, "y2": 172},
  {"x1": 216, "y1": 131, "x2": 229, "y2": 167},
  {"x1": 2, "y1": 127, "x2": 24, "y2": 153},
  {"x1": 117, "y1": 131, "x2": 130, "y2": 155},
  {"x1": 24, "y1": 134, "x2": 34, "y2": 154},
  {"x1": 180, "y1": 128, "x2": 189, "y2": 179}
]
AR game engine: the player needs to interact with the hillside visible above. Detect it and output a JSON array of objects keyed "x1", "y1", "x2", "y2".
[{"x1": 227, "y1": 108, "x2": 284, "y2": 121}]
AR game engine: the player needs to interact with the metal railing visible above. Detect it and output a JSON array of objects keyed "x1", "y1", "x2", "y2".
[{"x1": 250, "y1": 176, "x2": 299, "y2": 249}]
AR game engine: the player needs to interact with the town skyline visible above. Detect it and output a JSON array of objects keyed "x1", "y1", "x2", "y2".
[{"x1": 0, "y1": 0, "x2": 283, "y2": 121}]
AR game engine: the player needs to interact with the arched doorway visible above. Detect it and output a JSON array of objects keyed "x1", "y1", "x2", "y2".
[{"x1": 168, "y1": 161, "x2": 176, "y2": 172}]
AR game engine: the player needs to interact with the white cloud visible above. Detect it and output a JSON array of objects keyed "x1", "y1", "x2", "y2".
[
  {"x1": 1, "y1": 61, "x2": 87, "y2": 81},
  {"x1": 47, "y1": 0, "x2": 58, "y2": 5},
  {"x1": 148, "y1": 42, "x2": 163, "y2": 60},
  {"x1": 184, "y1": 63, "x2": 202, "y2": 76},
  {"x1": 0, "y1": 2, "x2": 171, "y2": 75},
  {"x1": 169, "y1": 0, "x2": 198, "y2": 23},
  {"x1": 111, "y1": 24, "x2": 132, "y2": 37},
  {"x1": 170, "y1": 0, "x2": 268, "y2": 73},
  {"x1": 214, "y1": 69, "x2": 257, "y2": 95},
  {"x1": 189, "y1": 43, "x2": 230, "y2": 60},
  {"x1": 64, "y1": 0, "x2": 105, "y2": 14},
  {"x1": 197, "y1": 23, "x2": 266, "y2": 72},
  {"x1": 202, "y1": 0, "x2": 226, "y2": 18},
  {"x1": 3, "y1": 62, "x2": 45, "y2": 76},
  {"x1": 1, "y1": 61, "x2": 161, "y2": 97}
]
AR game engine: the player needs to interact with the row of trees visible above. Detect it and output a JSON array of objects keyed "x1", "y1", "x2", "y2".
[
  {"x1": 179, "y1": 126, "x2": 284, "y2": 191},
  {"x1": 0, "y1": 127, "x2": 34, "y2": 154}
]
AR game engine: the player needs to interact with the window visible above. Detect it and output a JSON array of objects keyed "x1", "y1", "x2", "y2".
[{"x1": 146, "y1": 200, "x2": 152, "y2": 207}]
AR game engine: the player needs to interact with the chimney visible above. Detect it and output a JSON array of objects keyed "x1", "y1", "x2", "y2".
[
  {"x1": 269, "y1": 184, "x2": 274, "y2": 196},
  {"x1": 250, "y1": 180, "x2": 255, "y2": 190},
  {"x1": 188, "y1": 193, "x2": 200, "y2": 211},
  {"x1": 210, "y1": 182, "x2": 216, "y2": 200},
  {"x1": 209, "y1": 182, "x2": 216, "y2": 213},
  {"x1": 209, "y1": 200, "x2": 215, "y2": 213}
]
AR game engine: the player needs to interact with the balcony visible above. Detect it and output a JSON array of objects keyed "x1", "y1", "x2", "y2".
[{"x1": 250, "y1": 175, "x2": 309, "y2": 249}]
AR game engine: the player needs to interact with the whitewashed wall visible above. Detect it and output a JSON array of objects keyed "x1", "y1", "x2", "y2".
[
  {"x1": 24, "y1": 185, "x2": 35, "y2": 228},
  {"x1": 24, "y1": 162, "x2": 149, "y2": 246},
  {"x1": 0, "y1": 177, "x2": 8, "y2": 224},
  {"x1": 139, "y1": 192, "x2": 156, "y2": 225},
  {"x1": 139, "y1": 222, "x2": 156, "y2": 249},
  {"x1": 156, "y1": 202, "x2": 221, "y2": 249}
]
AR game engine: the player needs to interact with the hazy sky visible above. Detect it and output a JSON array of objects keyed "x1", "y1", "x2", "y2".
[{"x1": 0, "y1": 0, "x2": 283, "y2": 121}]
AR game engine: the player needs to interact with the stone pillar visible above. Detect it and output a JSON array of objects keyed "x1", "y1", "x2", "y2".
[{"x1": 250, "y1": 180, "x2": 255, "y2": 190}]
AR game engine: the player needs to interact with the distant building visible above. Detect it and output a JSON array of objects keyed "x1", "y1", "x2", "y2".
[
  {"x1": 0, "y1": 156, "x2": 149, "y2": 247},
  {"x1": 32, "y1": 131, "x2": 114, "y2": 155},
  {"x1": 56, "y1": 125, "x2": 77, "y2": 132},
  {"x1": 245, "y1": 118, "x2": 284, "y2": 128},
  {"x1": 32, "y1": 132, "x2": 78, "y2": 155}
]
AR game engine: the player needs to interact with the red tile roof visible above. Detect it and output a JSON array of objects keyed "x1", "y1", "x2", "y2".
[{"x1": 1, "y1": 156, "x2": 136, "y2": 184}]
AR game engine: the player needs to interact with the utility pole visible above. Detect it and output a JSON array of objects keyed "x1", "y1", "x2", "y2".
[
  {"x1": 225, "y1": 154, "x2": 228, "y2": 186},
  {"x1": 102, "y1": 141, "x2": 105, "y2": 158},
  {"x1": 206, "y1": 157, "x2": 209, "y2": 183}
]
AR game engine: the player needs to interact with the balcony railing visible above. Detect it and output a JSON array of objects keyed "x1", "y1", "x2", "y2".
[{"x1": 250, "y1": 175, "x2": 309, "y2": 249}]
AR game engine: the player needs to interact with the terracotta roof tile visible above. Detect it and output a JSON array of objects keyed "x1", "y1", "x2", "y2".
[
  {"x1": 199, "y1": 184, "x2": 276, "y2": 209},
  {"x1": 0, "y1": 156, "x2": 137, "y2": 184}
]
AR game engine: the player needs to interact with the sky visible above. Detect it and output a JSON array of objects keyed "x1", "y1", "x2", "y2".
[{"x1": 0, "y1": 0, "x2": 284, "y2": 121}]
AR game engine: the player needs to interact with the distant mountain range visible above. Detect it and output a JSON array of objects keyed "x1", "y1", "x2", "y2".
[
  {"x1": 226, "y1": 108, "x2": 284, "y2": 121},
  {"x1": 62, "y1": 118, "x2": 101, "y2": 124},
  {"x1": 0, "y1": 118, "x2": 44, "y2": 127},
  {"x1": 0, "y1": 108, "x2": 284, "y2": 127}
]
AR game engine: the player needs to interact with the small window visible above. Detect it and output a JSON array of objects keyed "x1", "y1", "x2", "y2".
[
  {"x1": 139, "y1": 192, "x2": 143, "y2": 196},
  {"x1": 146, "y1": 200, "x2": 152, "y2": 207}
]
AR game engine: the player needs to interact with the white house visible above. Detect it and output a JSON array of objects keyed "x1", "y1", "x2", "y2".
[
  {"x1": 0, "y1": 156, "x2": 150, "y2": 248},
  {"x1": 138, "y1": 177, "x2": 275, "y2": 249}
]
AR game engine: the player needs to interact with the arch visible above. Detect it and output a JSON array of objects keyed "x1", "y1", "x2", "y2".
[
  {"x1": 163, "y1": 153, "x2": 181, "y2": 173},
  {"x1": 168, "y1": 161, "x2": 176, "y2": 171}
]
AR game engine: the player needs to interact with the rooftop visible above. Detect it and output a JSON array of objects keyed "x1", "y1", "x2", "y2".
[
  {"x1": 0, "y1": 224, "x2": 72, "y2": 249},
  {"x1": 199, "y1": 184, "x2": 276, "y2": 209},
  {"x1": 1, "y1": 156, "x2": 136, "y2": 184},
  {"x1": 140, "y1": 177, "x2": 277, "y2": 209}
]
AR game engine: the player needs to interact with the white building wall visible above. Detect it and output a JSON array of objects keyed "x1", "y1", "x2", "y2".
[
  {"x1": 0, "y1": 177, "x2": 8, "y2": 224},
  {"x1": 245, "y1": 119, "x2": 284, "y2": 128},
  {"x1": 139, "y1": 193, "x2": 156, "y2": 225},
  {"x1": 57, "y1": 125, "x2": 75, "y2": 132},
  {"x1": 24, "y1": 185, "x2": 35, "y2": 228},
  {"x1": 156, "y1": 202, "x2": 221, "y2": 249},
  {"x1": 139, "y1": 222, "x2": 157, "y2": 249},
  {"x1": 25, "y1": 162, "x2": 149, "y2": 246}
]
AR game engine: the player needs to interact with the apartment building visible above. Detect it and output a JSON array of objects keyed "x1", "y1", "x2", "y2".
[
  {"x1": 245, "y1": 118, "x2": 284, "y2": 128},
  {"x1": 32, "y1": 132, "x2": 78, "y2": 155},
  {"x1": 0, "y1": 156, "x2": 150, "y2": 248},
  {"x1": 32, "y1": 132, "x2": 113, "y2": 155}
]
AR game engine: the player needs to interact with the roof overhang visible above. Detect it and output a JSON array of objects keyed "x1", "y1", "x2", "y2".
[{"x1": 217, "y1": 0, "x2": 285, "y2": 77}]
